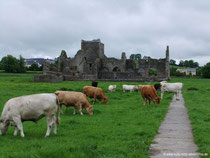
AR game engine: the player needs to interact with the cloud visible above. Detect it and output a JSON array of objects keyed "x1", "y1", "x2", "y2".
[{"x1": 0, "y1": 0, "x2": 210, "y2": 65}]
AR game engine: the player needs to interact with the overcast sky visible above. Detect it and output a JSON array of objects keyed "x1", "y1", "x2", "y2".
[{"x1": 0, "y1": 0, "x2": 210, "y2": 66}]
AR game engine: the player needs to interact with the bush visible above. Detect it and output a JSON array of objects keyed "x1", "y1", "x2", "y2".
[
  {"x1": 28, "y1": 63, "x2": 42, "y2": 71},
  {"x1": 202, "y1": 62, "x2": 210, "y2": 78}
]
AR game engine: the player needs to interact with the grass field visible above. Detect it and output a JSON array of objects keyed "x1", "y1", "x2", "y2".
[
  {"x1": 0, "y1": 73, "x2": 173, "y2": 158},
  {"x1": 170, "y1": 77, "x2": 210, "y2": 157}
]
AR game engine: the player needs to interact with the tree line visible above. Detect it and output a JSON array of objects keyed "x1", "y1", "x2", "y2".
[
  {"x1": 170, "y1": 59, "x2": 199, "y2": 68},
  {"x1": 0, "y1": 55, "x2": 42, "y2": 72},
  {"x1": 169, "y1": 59, "x2": 210, "y2": 78}
]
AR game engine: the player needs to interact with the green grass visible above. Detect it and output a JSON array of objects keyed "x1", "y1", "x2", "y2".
[
  {"x1": 0, "y1": 73, "x2": 173, "y2": 158},
  {"x1": 169, "y1": 77, "x2": 210, "y2": 157}
]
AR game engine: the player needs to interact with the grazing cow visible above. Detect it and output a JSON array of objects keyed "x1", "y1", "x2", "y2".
[
  {"x1": 108, "y1": 85, "x2": 117, "y2": 92},
  {"x1": 92, "y1": 81, "x2": 98, "y2": 87},
  {"x1": 122, "y1": 85, "x2": 138, "y2": 92},
  {"x1": 54, "y1": 91, "x2": 93, "y2": 115},
  {"x1": 138, "y1": 85, "x2": 151, "y2": 92},
  {"x1": 140, "y1": 86, "x2": 160, "y2": 105},
  {"x1": 83, "y1": 86, "x2": 108, "y2": 104},
  {"x1": 0, "y1": 93, "x2": 61, "y2": 138},
  {"x1": 154, "y1": 83, "x2": 161, "y2": 91},
  {"x1": 160, "y1": 81, "x2": 183, "y2": 100}
]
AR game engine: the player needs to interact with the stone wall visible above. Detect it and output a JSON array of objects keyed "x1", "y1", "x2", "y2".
[{"x1": 34, "y1": 39, "x2": 170, "y2": 82}]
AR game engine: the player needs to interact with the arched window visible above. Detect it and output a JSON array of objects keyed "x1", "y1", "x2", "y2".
[{"x1": 113, "y1": 67, "x2": 121, "y2": 72}]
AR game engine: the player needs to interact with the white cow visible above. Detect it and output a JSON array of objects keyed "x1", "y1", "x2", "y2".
[
  {"x1": 108, "y1": 85, "x2": 117, "y2": 92},
  {"x1": 160, "y1": 81, "x2": 183, "y2": 100},
  {"x1": 0, "y1": 93, "x2": 61, "y2": 138},
  {"x1": 122, "y1": 85, "x2": 138, "y2": 92}
]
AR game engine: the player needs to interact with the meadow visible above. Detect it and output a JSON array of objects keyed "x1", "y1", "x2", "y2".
[
  {"x1": 0, "y1": 73, "x2": 173, "y2": 158},
  {"x1": 0, "y1": 73, "x2": 209, "y2": 158}
]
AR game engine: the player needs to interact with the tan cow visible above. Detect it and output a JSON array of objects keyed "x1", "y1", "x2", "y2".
[
  {"x1": 0, "y1": 93, "x2": 61, "y2": 137},
  {"x1": 54, "y1": 91, "x2": 93, "y2": 115},
  {"x1": 140, "y1": 86, "x2": 160, "y2": 105},
  {"x1": 83, "y1": 86, "x2": 108, "y2": 104}
]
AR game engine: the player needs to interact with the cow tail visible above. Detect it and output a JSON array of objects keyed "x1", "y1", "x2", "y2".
[{"x1": 56, "y1": 96, "x2": 61, "y2": 125}]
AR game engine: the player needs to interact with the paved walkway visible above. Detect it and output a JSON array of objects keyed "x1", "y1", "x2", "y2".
[{"x1": 149, "y1": 94, "x2": 199, "y2": 158}]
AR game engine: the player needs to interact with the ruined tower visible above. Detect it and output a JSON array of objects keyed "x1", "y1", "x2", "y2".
[{"x1": 165, "y1": 45, "x2": 170, "y2": 80}]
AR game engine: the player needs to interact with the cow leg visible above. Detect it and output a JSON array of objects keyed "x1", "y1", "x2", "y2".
[
  {"x1": 73, "y1": 107, "x2": 77, "y2": 115},
  {"x1": 12, "y1": 117, "x2": 24, "y2": 137},
  {"x1": 149, "y1": 98, "x2": 151, "y2": 105},
  {"x1": 78, "y1": 103, "x2": 83, "y2": 115},
  {"x1": 161, "y1": 91, "x2": 164, "y2": 100},
  {"x1": 141, "y1": 94, "x2": 146, "y2": 106},
  {"x1": 93, "y1": 96, "x2": 96, "y2": 104},
  {"x1": 45, "y1": 115, "x2": 54, "y2": 137},
  {"x1": 52, "y1": 115, "x2": 57, "y2": 135},
  {"x1": 13, "y1": 126, "x2": 18, "y2": 136},
  {"x1": 176, "y1": 91, "x2": 179, "y2": 100}
]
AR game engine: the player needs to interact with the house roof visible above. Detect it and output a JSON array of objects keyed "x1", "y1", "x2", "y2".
[{"x1": 177, "y1": 68, "x2": 196, "y2": 72}]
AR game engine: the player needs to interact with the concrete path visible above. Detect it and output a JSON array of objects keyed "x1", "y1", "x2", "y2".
[{"x1": 149, "y1": 94, "x2": 199, "y2": 158}]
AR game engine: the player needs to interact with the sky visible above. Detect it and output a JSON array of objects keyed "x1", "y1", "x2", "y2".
[{"x1": 0, "y1": 0, "x2": 210, "y2": 66}]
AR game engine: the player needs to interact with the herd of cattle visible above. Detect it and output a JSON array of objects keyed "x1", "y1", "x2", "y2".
[{"x1": 0, "y1": 81, "x2": 183, "y2": 138}]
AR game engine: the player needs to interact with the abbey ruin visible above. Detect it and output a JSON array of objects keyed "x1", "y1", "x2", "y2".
[{"x1": 34, "y1": 39, "x2": 170, "y2": 82}]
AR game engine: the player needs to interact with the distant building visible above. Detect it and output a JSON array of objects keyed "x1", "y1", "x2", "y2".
[
  {"x1": 176, "y1": 68, "x2": 196, "y2": 76},
  {"x1": 24, "y1": 58, "x2": 55, "y2": 67}
]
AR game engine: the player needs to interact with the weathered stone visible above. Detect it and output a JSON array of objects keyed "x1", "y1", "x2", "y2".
[
  {"x1": 34, "y1": 39, "x2": 170, "y2": 82},
  {"x1": 34, "y1": 74, "x2": 63, "y2": 82}
]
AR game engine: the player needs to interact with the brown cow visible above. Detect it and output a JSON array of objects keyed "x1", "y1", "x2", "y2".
[
  {"x1": 54, "y1": 91, "x2": 93, "y2": 115},
  {"x1": 138, "y1": 85, "x2": 151, "y2": 92},
  {"x1": 140, "y1": 86, "x2": 160, "y2": 105},
  {"x1": 83, "y1": 86, "x2": 108, "y2": 104}
]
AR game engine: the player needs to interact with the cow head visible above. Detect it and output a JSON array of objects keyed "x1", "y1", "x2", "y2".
[
  {"x1": 154, "y1": 97, "x2": 160, "y2": 104},
  {"x1": 0, "y1": 119, "x2": 9, "y2": 135},
  {"x1": 103, "y1": 97, "x2": 109, "y2": 104},
  {"x1": 86, "y1": 105, "x2": 93, "y2": 115}
]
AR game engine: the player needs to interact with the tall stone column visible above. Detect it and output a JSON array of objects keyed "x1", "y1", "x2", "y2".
[{"x1": 165, "y1": 45, "x2": 170, "y2": 80}]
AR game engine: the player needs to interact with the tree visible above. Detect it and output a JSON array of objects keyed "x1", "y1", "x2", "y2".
[
  {"x1": 170, "y1": 67, "x2": 177, "y2": 76},
  {"x1": 28, "y1": 63, "x2": 40, "y2": 71},
  {"x1": 130, "y1": 54, "x2": 135, "y2": 60},
  {"x1": 1, "y1": 55, "x2": 19, "y2": 72},
  {"x1": 17, "y1": 55, "x2": 26, "y2": 73},
  {"x1": 130, "y1": 54, "x2": 142, "y2": 60},
  {"x1": 184, "y1": 60, "x2": 189, "y2": 67},
  {"x1": 135, "y1": 54, "x2": 141, "y2": 60},
  {"x1": 179, "y1": 60, "x2": 199, "y2": 68},
  {"x1": 194, "y1": 62, "x2": 199, "y2": 68},
  {"x1": 202, "y1": 62, "x2": 210, "y2": 78},
  {"x1": 196, "y1": 67, "x2": 202, "y2": 77},
  {"x1": 170, "y1": 59, "x2": 176, "y2": 65},
  {"x1": 0, "y1": 61, "x2": 3, "y2": 70},
  {"x1": 1, "y1": 55, "x2": 26, "y2": 73},
  {"x1": 179, "y1": 60, "x2": 184, "y2": 66},
  {"x1": 143, "y1": 56, "x2": 151, "y2": 60}
]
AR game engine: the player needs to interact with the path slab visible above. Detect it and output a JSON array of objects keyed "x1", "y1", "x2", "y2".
[{"x1": 149, "y1": 94, "x2": 199, "y2": 158}]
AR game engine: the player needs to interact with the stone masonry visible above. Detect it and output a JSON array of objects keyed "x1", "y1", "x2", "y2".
[{"x1": 34, "y1": 39, "x2": 170, "y2": 82}]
